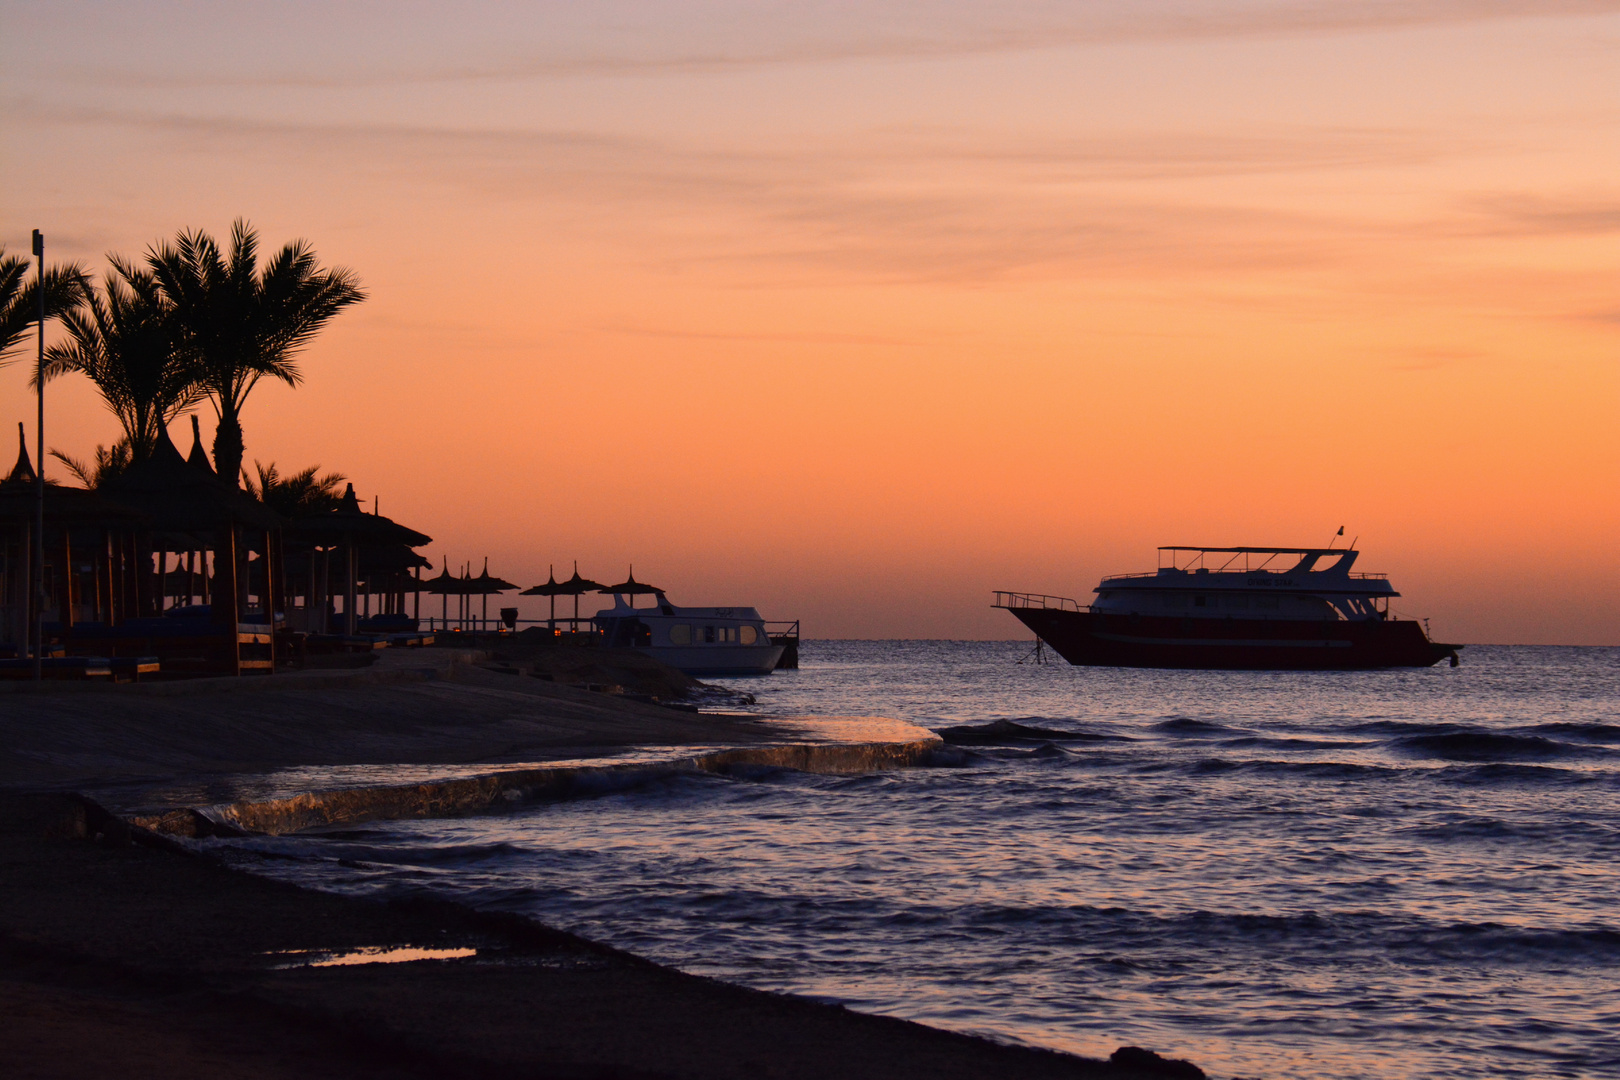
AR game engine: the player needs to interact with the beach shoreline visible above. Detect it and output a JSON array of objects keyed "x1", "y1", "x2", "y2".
[{"x1": 0, "y1": 649, "x2": 1208, "y2": 1080}]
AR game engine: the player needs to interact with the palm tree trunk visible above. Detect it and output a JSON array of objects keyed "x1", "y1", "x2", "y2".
[{"x1": 212, "y1": 408, "x2": 245, "y2": 486}]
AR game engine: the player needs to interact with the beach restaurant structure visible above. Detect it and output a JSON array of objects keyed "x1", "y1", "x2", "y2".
[{"x1": 0, "y1": 423, "x2": 434, "y2": 676}]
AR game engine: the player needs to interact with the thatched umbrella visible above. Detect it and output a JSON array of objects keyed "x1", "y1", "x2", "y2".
[
  {"x1": 1, "y1": 426, "x2": 146, "y2": 639},
  {"x1": 597, "y1": 567, "x2": 663, "y2": 609},
  {"x1": 463, "y1": 558, "x2": 517, "y2": 630},
  {"x1": 520, "y1": 564, "x2": 580, "y2": 630},
  {"x1": 287, "y1": 483, "x2": 431, "y2": 635},
  {"x1": 418, "y1": 557, "x2": 466, "y2": 629},
  {"x1": 546, "y1": 562, "x2": 606, "y2": 629},
  {"x1": 100, "y1": 426, "x2": 283, "y2": 638}
]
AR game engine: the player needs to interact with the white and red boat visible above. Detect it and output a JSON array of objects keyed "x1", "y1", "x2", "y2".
[{"x1": 996, "y1": 545, "x2": 1460, "y2": 670}]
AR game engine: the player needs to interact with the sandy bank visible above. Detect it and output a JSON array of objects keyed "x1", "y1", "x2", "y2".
[
  {"x1": 0, "y1": 651, "x2": 1211, "y2": 1079},
  {"x1": 0, "y1": 647, "x2": 781, "y2": 790},
  {"x1": 0, "y1": 794, "x2": 1207, "y2": 1080}
]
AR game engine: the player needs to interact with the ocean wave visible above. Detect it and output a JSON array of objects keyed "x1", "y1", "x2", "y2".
[
  {"x1": 1388, "y1": 922, "x2": 1620, "y2": 965},
  {"x1": 956, "y1": 906, "x2": 1620, "y2": 967},
  {"x1": 1152, "y1": 718, "x2": 1246, "y2": 736},
  {"x1": 1529, "y1": 722, "x2": 1620, "y2": 743},
  {"x1": 935, "y1": 719, "x2": 1126, "y2": 745},
  {"x1": 1217, "y1": 735, "x2": 1373, "y2": 751},
  {"x1": 1390, "y1": 732, "x2": 1599, "y2": 762},
  {"x1": 1175, "y1": 758, "x2": 1395, "y2": 780},
  {"x1": 1401, "y1": 817, "x2": 1620, "y2": 844},
  {"x1": 1436, "y1": 763, "x2": 1603, "y2": 786},
  {"x1": 1245, "y1": 759, "x2": 1396, "y2": 780},
  {"x1": 1400, "y1": 817, "x2": 1520, "y2": 841},
  {"x1": 1348, "y1": 720, "x2": 1473, "y2": 736}
]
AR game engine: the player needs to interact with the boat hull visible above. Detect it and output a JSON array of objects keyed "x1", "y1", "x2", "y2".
[
  {"x1": 1009, "y1": 609, "x2": 1458, "y2": 670},
  {"x1": 630, "y1": 643, "x2": 786, "y2": 676}
]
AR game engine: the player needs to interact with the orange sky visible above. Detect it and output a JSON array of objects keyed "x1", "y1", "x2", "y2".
[{"x1": 3, "y1": 2, "x2": 1617, "y2": 641}]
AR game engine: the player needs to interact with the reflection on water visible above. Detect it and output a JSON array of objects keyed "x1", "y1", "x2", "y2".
[
  {"x1": 219, "y1": 643, "x2": 1620, "y2": 1080},
  {"x1": 268, "y1": 945, "x2": 477, "y2": 968}
]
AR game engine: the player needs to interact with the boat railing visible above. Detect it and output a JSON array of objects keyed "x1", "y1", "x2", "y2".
[
  {"x1": 1099, "y1": 570, "x2": 1391, "y2": 582},
  {"x1": 766, "y1": 620, "x2": 800, "y2": 669},
  {"x1": 992, "y1": 591, "x2": 1087, "y2": 612}
]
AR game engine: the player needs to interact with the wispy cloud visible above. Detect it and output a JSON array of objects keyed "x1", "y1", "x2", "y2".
[
  {"x1": 1466, "y1": 193, "x2": 1620, "y2": 236},
  {"x1": 15, "y1": 98, "x2": 1615, "y2": 318},
  {"x1": 603, "y1": 324, "x2": 920, "y2": 347},
  {"x1": 22, "y1": 100, "x2": 1470, "y2": 282},
  {"x1": 1392, "y1": 347, "x2": 1490, "y2": 371},
  {"x1": 48, "y1": 0, "x2": 1620, "y2": 90}
]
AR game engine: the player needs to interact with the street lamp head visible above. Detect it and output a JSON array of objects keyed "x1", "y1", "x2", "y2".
[{"x1": 31, "y1": 230, "x2": 42, "y2": 257}]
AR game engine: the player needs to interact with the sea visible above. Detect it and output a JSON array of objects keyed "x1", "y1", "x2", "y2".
[{"x1": 217, "y1": 643, "x2": 1620, "y2": 1080}]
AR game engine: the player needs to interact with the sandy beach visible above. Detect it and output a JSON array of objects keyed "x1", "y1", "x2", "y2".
[{"x1": 0, "y1": 649, "x2": 1205, "y2": 1080}]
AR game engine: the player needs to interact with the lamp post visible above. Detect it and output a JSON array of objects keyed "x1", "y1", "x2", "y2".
[{"x1": 32, "y1": 230, "x2": 44, "y2": 682}]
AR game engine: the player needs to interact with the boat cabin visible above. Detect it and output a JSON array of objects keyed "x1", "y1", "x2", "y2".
[
  {"x1": 593, "y1": 589, "x2": 784, "y2": 675},
  {"x1": 1090, "y1": 546, "x2": 1399, "y2": 622}
]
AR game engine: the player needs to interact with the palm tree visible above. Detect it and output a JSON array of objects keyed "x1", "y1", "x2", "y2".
[
  {"x1": 49, "y1": 440, "x2": 133, "y2": 489},
  {"x1": 245, "y1": 460, "x2": 347, "y2": 518},
  {"x1": 146, "y1": 220, "x2": 365, "y2": 485},
  {"x1": 0, "y1": 249, "x2": 90, "y2": 366},
  {"x1": 40, "y1": 258, "x2": 203, "y2": 461}
]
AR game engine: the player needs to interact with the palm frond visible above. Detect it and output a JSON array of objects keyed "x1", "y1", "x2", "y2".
[
  {"x1": 42, "y1": 260, "x2": 198, "y2": 460},
  {"x1": 0, "y1": 252, "x2": 91, "y2": 366},
  {"x1": 48, "y1": 448, "x2": 93, "y2": 487},
  {"x1": 48, "y1": 440, "x2": 132, "y2": 489},
  {"x1": 247, "y1": 459, "x2": 348, "y2": 517},
  {"x1": 145, "y1": 220, "x2": 365, "y2": 482}
]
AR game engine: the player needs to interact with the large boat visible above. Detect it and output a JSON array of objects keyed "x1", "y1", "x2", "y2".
[
  {"x1": 595, "y1": 590, "x2": 788, "y2": 676},
  {"x1": 996, "y1": 545, "x2": 1460, "y2": 670}
]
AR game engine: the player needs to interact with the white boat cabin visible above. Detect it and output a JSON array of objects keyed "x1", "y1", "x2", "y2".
[
  {"x1": 1090, "y1": 547, "x2": 1400, "y2": 623},
  {"x1": 594, "y1": 591, "x2": 784, "y2": 675}
]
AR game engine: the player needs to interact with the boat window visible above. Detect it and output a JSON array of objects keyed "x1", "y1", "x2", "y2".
[
  {"x1": 669, "y1": 624, "x2": 691, "y2": 645},
  {"x1": 703, "y1": 626, "x2": 716, "y2": 643},
  {"x1": 1162, "y1": 594, "x2": 1189, "y2": 608},
  {"x1": 1224, "y1": 595, "x2": 1249, "y2": 610},
  {"x1": 740, "y1": 625, "x2": 758, "y2": 645},
  {"x1": 1194, "y1": 596, "x2": 1209, "y2": 608},
  {"x1": 1255, "y1": 596, "x2": 1280, "y2": 610}
]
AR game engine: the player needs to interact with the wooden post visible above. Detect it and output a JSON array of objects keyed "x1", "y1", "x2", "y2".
[
  {"x1": 214, "y1": 527, "x2": 240, "y2": 675},
  {"x1": 263, "y1": 527, "x2": 277, "y2": 668},
  {"x1": 60, "y1": 528, "x2": 73, "y2": 632},
  {"x1": 344, "y1": 539, "x2": 357, "y2": 636}
]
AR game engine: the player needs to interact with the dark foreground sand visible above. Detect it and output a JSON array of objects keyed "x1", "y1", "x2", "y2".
[{"x1": 0, "y1": 650, "x2": 1208, "y2": 1080}]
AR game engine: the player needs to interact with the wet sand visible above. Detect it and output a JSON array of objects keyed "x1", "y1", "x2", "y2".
[
  {"x1": 0, "y1": 648, "x2": 781, "y2": 789},
  {"x1": 0, "y1": 650, "x2": 1207, "y2": 1079}
]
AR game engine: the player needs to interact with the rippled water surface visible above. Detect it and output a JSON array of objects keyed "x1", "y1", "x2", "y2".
[{"x1": 226, "y1": 644, "x2": 1620, "y2": 1080}]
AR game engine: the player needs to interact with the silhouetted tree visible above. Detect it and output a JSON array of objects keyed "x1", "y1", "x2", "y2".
[
  {"x1": 146, "y1": 220, "x2": 365, "y2": 485},
  {"x1": 40, "y1": 258, "x2": 202, "y2": 461},
  {"x1": 0, "y1": 249, "x2": 89, "y2": 366},
  {"x1": 49, "y1": 440, "x2": 133, "y2": 489},
  {"x1": 245, "y1": 460, "x2": 347, "y2": 518}
]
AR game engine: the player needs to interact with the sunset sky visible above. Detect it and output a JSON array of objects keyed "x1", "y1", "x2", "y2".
[{"x1": 3, "y1": 1, "x2": 1616, "y2": 642}]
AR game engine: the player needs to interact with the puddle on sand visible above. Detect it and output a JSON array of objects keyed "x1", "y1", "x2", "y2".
[{"x1": 267, "y1": 946, "x2": 477, "y2": 968}]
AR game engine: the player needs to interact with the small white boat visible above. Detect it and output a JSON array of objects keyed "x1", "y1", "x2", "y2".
[{"x1": 594, "y1": 588, "x2": 787, "y2": 676}]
